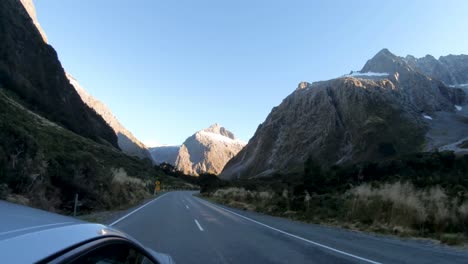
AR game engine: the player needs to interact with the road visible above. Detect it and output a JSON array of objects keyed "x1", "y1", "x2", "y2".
[{"x1": 110, "y1": 191, "x2": 468, "y2": 264}]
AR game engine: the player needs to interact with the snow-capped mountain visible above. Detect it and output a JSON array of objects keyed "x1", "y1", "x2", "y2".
[
  {"x1": 221, "y1": 49, "x2": 468, "y2": 179},
  {"x1": 175, "y1": 124, "x2": 246, "y2": 176},
  {"x1": 150, "y1": 124, "x2": 246, "y2": 176}
]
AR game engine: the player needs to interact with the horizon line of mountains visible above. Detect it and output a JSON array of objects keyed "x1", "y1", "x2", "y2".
[{"x1": 3, "y1": 0, "x2": 468, "y2": 180}]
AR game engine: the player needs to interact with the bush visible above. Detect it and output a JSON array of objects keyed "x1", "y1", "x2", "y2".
[
  {"x1": 347, "y1": 182, "x2": 467, "y2": 235},
  {"x1": 440, "y1": 233, "x2": 465, "y2": 246}
]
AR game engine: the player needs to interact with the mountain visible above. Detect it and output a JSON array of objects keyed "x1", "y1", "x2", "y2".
[
  {"x1": 12, "y1": 0, "x2": 151, "y2": 161},
  {"x1": 175, "y1": 124, "x2": 246, "y2": 176},
  {"x1": 19, "y1": 0, "x2": 47, "y2": 43},
  {"x1": 67, "y1": 74, "x2": 152, "y2": 160},
  {"x1": 405, "y1": 54, "x2": 468, "y2": 86},
  {"x1": 0, "y1": 0, "x2": 191, "y2": 212},
  {"x1": 0, "y1": 0, "x2": 118, "y2": 147},
  {"x1": 221, "y1": 49, "x2": 468, "y2": 179},
  {"x1": 149, "y1": 145, "x2": 180, "y2": 165},
  {"x1": 150, "y1": 124, "x2": 245, "y2": 176}
]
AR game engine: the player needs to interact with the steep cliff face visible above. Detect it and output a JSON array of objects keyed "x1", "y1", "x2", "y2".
[
  {"x1": 0, "y1": 0, "x2": 170, "y2": 212},
  {"x1": 16, "y1": 0, "x2": 151, "y2": 160},
  {"x1": 18, "y1": 0, "x2": 47, "y2": 42},
  {"x1": 174, "y1": 124, "x2": 245, "y2": 176},
  {"x1": 221, "y1": 49, "x2": 467, "y2": 179},
  {"x1": 67, "y1": 74, "x2": 152, "y2": 160},
  {"x1": 0, "y1": 0, "x2": 118, "y2": 147}
]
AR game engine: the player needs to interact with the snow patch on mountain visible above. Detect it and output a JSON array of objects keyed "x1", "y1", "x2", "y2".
[
  {"x1": 175, "y1": 124, "x2": 246, "y2": 176},
  {"x1": 345, "y1": 71, "x2": 389, "y2": 77},
  {"x1": 449, "y1": 83, "x2": 468, "y2": 88},
  {"x1": 198, "y1": 131, "x2": 246, "y2": 145}
]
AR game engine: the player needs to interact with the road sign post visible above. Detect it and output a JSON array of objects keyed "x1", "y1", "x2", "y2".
[{"x1": 154, "y1": 180, "x2": 161, "y2": 195}]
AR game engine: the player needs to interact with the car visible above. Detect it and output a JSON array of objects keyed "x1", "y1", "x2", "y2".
[{"x1": 0, "y1": 200, "x2": 175, "y2": 264}]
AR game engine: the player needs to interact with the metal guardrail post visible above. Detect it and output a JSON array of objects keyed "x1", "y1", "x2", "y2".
[{"x1": 73, "y1": 194, "x2": 79, "y2": 217}]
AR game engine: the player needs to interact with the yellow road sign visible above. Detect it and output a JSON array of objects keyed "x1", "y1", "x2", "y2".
[{"x1": 155, "y1": 181, "x2": 161, "y2": 185}]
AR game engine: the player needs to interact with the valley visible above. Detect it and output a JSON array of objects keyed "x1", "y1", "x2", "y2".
[{"x1": 1, "y1": 0, "x2": 468, "y2": 263}]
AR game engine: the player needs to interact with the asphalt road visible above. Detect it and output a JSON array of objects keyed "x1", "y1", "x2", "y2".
[{"x1": 110, "y1": 191, "x2": 468, "y2": 264}]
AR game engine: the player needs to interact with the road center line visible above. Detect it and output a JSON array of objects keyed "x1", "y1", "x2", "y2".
[
  {"x1": 194, "y1": 219, "x2": 204, "y2": 231},
  {"x1": 195, "y1": 197, "x2": 382, "y2": 264},
  {"x1": 109, "y1": 193, "x2": 170, "y2": 226}
]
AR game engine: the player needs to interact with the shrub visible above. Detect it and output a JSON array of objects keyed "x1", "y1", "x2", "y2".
[
  {"x1": 440, "y1": 233, "x2": 465, "y2": 246},
  {"x1": 347, "y1": 182, "x2": 467, "y2": 234}
]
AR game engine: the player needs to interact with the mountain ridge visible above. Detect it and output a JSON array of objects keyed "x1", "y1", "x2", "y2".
[
  {"x1": 150, "y1": 124, "x2": 245, "y2": 176},
  {"x1": 0, "y1": 0, "x2": 118, "y2": 147},
  {"x1": 221, "y1": 49, "x2": 468, "y2": 179},
  {"x1": 67, "y1": 73, "x2": 153, "y2": 161}
]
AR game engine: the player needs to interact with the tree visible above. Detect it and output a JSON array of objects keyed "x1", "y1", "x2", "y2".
[{"x1": 199, "y1": 173, "x2": 224, "y2": 193}]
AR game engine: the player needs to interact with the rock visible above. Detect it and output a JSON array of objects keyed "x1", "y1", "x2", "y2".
[
  {"x1": 406, "y1": 53, "x2": 468, "y2": 86},
  {"x1": 174, "y1": 124, "x2": 246, "y2": 176},
  {"x1": 67, "y1": 74, "x2": 152, "y2": 160},
  {"x1": 0, "y1": 0, "x2": 118, "y2": 147},
  {"x1": 19, "y1": 0, "x2": 48, "y2": 42},
  {"x1": 221, "y1": 49, "x2": 468, "y2": 179}
]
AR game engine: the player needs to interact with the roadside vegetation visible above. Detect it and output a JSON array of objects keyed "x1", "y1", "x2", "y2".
[
  {"x1": 0, "y1": 89, "x2": 195, "y2": 214},
  {"x1": 202, "y1": 151, "x2": 468, "y2": 246}
]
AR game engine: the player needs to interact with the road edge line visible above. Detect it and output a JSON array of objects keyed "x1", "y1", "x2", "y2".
[
  {"x1": 194, "y1": 196, "x2": 382, "y2": 264},
  {"x1": 109, "y1": 193, "x2": 170, "y2": 226}
]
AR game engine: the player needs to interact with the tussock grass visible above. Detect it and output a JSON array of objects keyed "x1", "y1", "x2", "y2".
[
  {"x1": 212, "y1": 187, "x2": 276, "y2": 212},
  {"x1": 111, "y1": 168, "x2": 144, "y2": 186},
  {"x1": 347, "y1": 182, "x2": 467, "y2": 236},
  {"x1": 207, "y1": 182, "x2": 468, "y2": 245}
]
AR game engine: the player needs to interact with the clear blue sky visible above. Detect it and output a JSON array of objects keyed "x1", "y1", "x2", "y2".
[{"x1": 36, "y1": 0, "x2": 468, "y2": 146}]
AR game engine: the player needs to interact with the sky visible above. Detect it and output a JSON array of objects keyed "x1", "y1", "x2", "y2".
[{"x1": 35, "y1": 0, "x2": 468, "y2": 146}]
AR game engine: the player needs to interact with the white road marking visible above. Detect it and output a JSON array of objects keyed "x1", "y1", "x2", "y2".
[
  {"x1": 186, "y1": 205, "x2": 189, "y2": 209},
  {"x1": 194, "y1": 219, "x2": 204, "y2": 231},
  {"x1": 195, "y1": 197, "x2": 382, "y2": 264},
  {"x1": 109, "y1": 193, "x2": 170, "y2": 226}
]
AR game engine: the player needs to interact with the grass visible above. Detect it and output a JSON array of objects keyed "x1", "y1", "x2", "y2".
[
  {"x1": 205, "y1": 183, "x2": 468, "y2": 246},
  {"x1": 440, "y1": 234, "x2": 466, "y2": 246}
]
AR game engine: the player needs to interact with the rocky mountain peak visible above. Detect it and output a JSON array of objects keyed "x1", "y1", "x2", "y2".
[
  {"x1": 296, "y1": 81, "x2": 311, "y2": 91},
  {"x1": 201, "y1": 123, "x2": 236, "y2": 140},
  {"x1": 221, "y1": 49, "x2": 468, "y2": 180},
  {"x1": 171, "y1": 125, "x2": 245, "y2": 176},
  {"x1": 405, "y1": 53, "x2": 468, "y2": 86},
  {"x1": 424, "y1": 54, "x2": 437, "y2": 60},
  {"x1": 361, "y1": 48, "x2": 412, "y2": 75}
]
